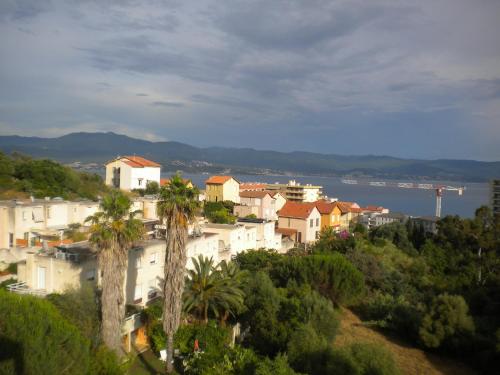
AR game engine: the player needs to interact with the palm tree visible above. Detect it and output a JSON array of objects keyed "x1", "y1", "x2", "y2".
[
  {"x1": 156, "y1": 173, "x2": 200, "y2": 373},
  {"x1": 183, "y1": 255, "x2": 245, "y2": 324},
  {"x1": 86, "y1": 190, "x2": 144, "y2": 355}
]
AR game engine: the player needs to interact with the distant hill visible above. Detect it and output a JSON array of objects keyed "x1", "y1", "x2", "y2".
[{"x1": 0, "y1": 132, "x2": 499, "y2": 182}]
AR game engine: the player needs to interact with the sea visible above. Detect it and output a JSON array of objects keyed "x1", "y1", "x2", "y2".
[{"x1": 166, "y1": 173, "x2": 490, "y2": 218}]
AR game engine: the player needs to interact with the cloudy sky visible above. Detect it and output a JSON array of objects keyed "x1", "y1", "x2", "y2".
[{"x1": 1, "y1": 0, "x2": 499, "y2": 160}]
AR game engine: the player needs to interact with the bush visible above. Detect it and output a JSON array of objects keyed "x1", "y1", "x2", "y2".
[
  {"x1": 0, "y1": 290, "x2": 90, "y2": 375},
  {"x1": 235, "y1": 249, "x2": 282, "y2": 273},
  {"x1": 339, "y1": 343, "x2": 401, "y2": 375},
  {"x1": 271, "y1": 254, "x2": 365, "y2": 306},
  {"x1": 419, "y1": 294, "x2": 475, "y2": 350}
]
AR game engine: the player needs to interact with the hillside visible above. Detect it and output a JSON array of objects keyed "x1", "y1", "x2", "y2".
[{"x1": 0, "y1": 132, "x2": 499, "y2": 181}]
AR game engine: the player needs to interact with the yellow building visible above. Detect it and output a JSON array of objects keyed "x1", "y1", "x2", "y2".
[
  {"x1": 205, "y1": 176, "x2": 240, "y2": 203},
  {"x1": 311, "y1": 201, "x2": 342, "y2": 231}
]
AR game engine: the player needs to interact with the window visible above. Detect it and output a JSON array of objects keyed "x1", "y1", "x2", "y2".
[
  {"x1": 134, "y1": 284, "x2": 142, "y2": 303},
  {"x1": 47, "y1": 207, "x2": 51, "y2": 219},
  {"x1": 135, "y1": 256, "x2": 142, "y2": 269},
  {"x1": 287, "y1": 218, "x2": 291, "y2": 227},
  {"x1": 309, "y1": 219, "x2": 313, "y2": 228},
  {"x1": 86, "y1": 269, "x2": 96, "y2": 281},
  {"x1": 148, "y1": 279, "x2": 157, "y2": 299},
  {"x1": 316, "y1": 218, "x2": 319, "y2": 227},
  {"x1": 138, "y1": 178, "x2": 143, "y2": 186},
  {"x1": 149, "y1": 252, "x2": 158, "y2": 265},
  {"x1": 22, "y1": 211, "x2": 27, "y2": 220}
]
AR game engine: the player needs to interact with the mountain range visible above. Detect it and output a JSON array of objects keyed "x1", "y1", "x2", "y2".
[{"x1": 0, "y1": 132, "x2": 499, "y2": 182}]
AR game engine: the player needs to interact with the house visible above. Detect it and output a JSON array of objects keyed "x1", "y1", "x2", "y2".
[
  {"x1": 0, "y1": 198, "x2": 100, "y2": 249},
  {"x1": 410, "y1": 216, "x2": 439, "y2": 234},
  {"x1": 277, "y1": 201, "x2": 321, "y2": 244},
  {"x1": 205, "y1": 176, "x2": 240, "y2": 203},
  {"x1": 202, "y1": 223, "x2": 257, "y2": 261},
  {"x1": 105, "y1": 156, "x2": 161, "y2": 191},
  {"x1": 234, "y1": 191, "x2": 277, "y2": 220},
  {"x1": 374, "y1": 212, "x2": 408, "y2": 227},
  {"x1": 335, "y1": 201, "x2": 362, "y2": 230},
  {"x1": 239, "y1": 183, "x2": 267, "y2": 192},
  {"x1": 312, "y1": 200, "x2": 342, "y2": 231},
  {"x1": 269, "y1": 191, "x2": 287, "y2": 211},
  {"x1": 237, "y1": 218, "x2": 282, "y2": 250},
  {"x1": 160, "y1": 178, "x2": 194, "y2": 189}
]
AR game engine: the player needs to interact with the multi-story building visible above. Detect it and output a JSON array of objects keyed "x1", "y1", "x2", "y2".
[
  {"x1": 234, "y1": 191, "x2": 278, "y2": 220},
  {"x1": 105, "y1": 156, "x2": 161, "y2": 191},
  {"x1": 236, "y1": 217, "x2": 282, "y2": 250},
  {"x1": 335, "y1": 201, "x2": 362, "y2": 230},
  {"x1": 0, "y1": 198, "x2": 100, "y2": 249},
  {"x1": 205, "y1": 176, "x2": 240, "y2": 203},
  {"x1": 277, "y1": 201, "x2": 321, "y2": 244},
  {"x1": 491, "y1": 179, "x2": 500, "y2": 215},
  {"x1": 266, "y1": 180, "x2": 322, "y2": 203},
  {"x1": 373, "y1": 212, "x2": 408, "y2": 227},
  {"x1": 410, "y1": 216, "x2": 439, "y2": 234},
  {"x1": 312, "y1": 200, "x2": 342, "y2": 231}
]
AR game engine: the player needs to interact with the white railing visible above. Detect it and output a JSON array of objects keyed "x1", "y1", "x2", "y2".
[{"x1": 6, "y1": 281, "x2": 47, "y2": 297}]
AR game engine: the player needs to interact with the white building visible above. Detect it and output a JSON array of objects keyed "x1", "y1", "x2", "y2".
[
  {"x1": 203, "y1": 223, "x2": 257, "y2": 261},
  {"x1": 105, "y1": 156, "x2": 161, "y2": 191},
  {"x1": 236, "y1": 218, "x2": 282, "y2": 250},
  {"x1": 267, "y1": 180, "x2": 322, "y2": 203},
  {"x1": 0, "y1": 198, "x2": 100, "y2": 249}
]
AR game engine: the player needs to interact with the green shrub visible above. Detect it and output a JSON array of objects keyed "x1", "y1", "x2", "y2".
[
  {"x1": 339, "y1": 342, "x2": 401, "y2": 375},
  {"x1": 0, "y1": 290, "x2": 90, "y2": 375},
  {"x1": 419, "y1": 294, "x2": 475, "y2": 350}
]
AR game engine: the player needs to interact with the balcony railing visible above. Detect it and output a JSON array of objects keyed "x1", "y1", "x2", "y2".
[{"x1": 7, "y1": 281, "x2": 47, "y2": 297}]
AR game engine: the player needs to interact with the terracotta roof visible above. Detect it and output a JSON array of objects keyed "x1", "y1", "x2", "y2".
[
  {"x1": 335, "y1": 201, "x2": 359, "y2": 214},
  {"x1": 205, "y1": 176, "x2": 238, "y2": 185},
  {"x1": 122, "y1": 156, "x2": 161, "y2": 168},
  {"x1": 278, "y1": 201, "x2": 318, "y2": 219},
  {"x1": 267, "y1": 191, "x2": 285, "y2": 198},
  {"x1": 240, "y1": 183, "x2": 267, "y2": 191},
  {"x1": 276, "y1": 227, "x2": 298, "y2": 236},
  {"x1": 240, "y1": 191, "x2": 272, "y2": 199},
  {"x1": 362, "y1": 205, "x2": 385, "y2": 212},
  {"x1": 312, "y1": 200, "x2": 337, "y2": 215}
]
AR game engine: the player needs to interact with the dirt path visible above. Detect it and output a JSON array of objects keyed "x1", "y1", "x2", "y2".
[{"x1": 335, "y1": 308, "x2": 476, "y2": 375}]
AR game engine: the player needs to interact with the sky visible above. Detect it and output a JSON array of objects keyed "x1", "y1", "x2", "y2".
[{"x1": 1, "y1": 0, "x2": 499, "y2": 161}]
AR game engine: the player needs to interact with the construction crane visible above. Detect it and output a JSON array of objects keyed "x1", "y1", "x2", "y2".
[{"x1": 340, "y1": 179, "x2": 465, "y2": 217}]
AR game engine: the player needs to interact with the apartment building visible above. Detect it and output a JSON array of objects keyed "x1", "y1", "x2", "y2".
[
  {"x1": 277, "y1": 201, "x2": 321, "y2": 244},
  {"x1": 0, "y1": 198, "x2": 100, "y2": 249},
  {"x1": 267, "y1": 180, "x2": 322, "y2": 203},
  {"x1": 105, "y1": 156, "x2": 161, "y2": 191},
  {"x1": 373, "y1": 212, "x2": 408, "y2": 227},
  {"x1": 491, "y1": 179, "x2": 500, "y2": 215}
]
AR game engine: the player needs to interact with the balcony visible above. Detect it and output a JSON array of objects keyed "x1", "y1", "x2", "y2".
[{"x1": 6, "y1": 281, "x2": 47, "y2": 297}]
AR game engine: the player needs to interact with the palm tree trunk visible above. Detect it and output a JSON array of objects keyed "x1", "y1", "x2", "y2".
[
  {"x1": 204, "y1": 304, "x2": 208, "y2": 324},
  {"x1": 100, "y1": 245, "x2": 127, "y2": 357},
  {"x1": 166, "y1": 334, "x2": 174, "y2": 374},
  {"x1": 162, "y1": 210, "x2": 188, "y2": 374}
]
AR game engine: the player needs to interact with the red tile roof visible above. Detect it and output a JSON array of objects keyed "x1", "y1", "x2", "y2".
[
  {"x1": 312, "y1": 200, "x2": 337, "y2": 215},
  {"x1": 205, "y1": 176, "x2": 238, "y2": 185},
  {"x1": 240, "y1": 191, "x2": 272, "y2": 199},
  {"x1": 240, "y1": 183, "x2": 267, "y2": 191},
  {"x1": 278, "y1": 201, "x2": 318, "y2": 219},
  {"x1": 335, "y1": 201, "x2": 361, "y2": 214},
  {"x1": 122, "y1": 156, "x2": 161, "y2": 168},
  {"x1": 363, "y1": 205, "x2": 385, "y2": 212}
]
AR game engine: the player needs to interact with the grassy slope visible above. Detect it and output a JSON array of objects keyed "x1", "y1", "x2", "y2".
[{"x1": 335, "y1": 308, "x2": 476, "y2": 375}]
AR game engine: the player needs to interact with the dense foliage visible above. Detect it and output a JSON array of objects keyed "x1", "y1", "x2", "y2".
[
  {"x1": 0, "y1": 289, "x2": 90, "y2": 375},
  {"x1": 312, "y1": 206, "x2": 500, "y2": 373},
  {"x1": 0, "y1": 151, "x2": 107, "y2": 200},
  {"x1": 203, "y1": 201, "x2": 237, "y2": 224}
]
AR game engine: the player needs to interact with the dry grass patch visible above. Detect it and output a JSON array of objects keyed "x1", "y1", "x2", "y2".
[{"x1": 335, "y1": 308, "x2": 476, "y2": 375}]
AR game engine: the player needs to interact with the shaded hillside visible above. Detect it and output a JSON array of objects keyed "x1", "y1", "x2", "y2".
[{"x1": 0, "y1": 132, "x2": 499, "y2": 181}]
